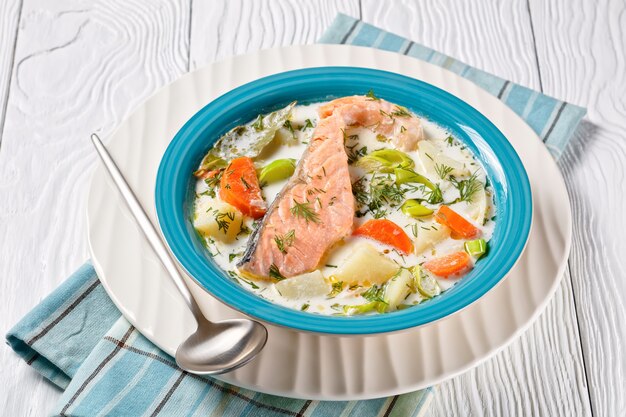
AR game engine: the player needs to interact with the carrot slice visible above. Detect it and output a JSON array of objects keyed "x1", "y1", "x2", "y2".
[
  {"x1": 219, "y1": 157, "x2": 267, "y2": 219},
  {"x1": 423, "y1": 251, "x2": 472, "y2": 277},
  {"x1": 435, "y1": 205, "x2": 480, "y2": 239},
  {"x1": 353, "y1": 219, "x2": 413, "y2": 254}
]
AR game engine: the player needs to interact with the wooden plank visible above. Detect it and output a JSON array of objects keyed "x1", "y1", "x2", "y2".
[
  {"x1": 189, "y1": 0, "x2": 360, "y2": 69},
  {"x1": 361, "y1": 1, "x2": 592, "y2": 415},
  {"x1": 0, "y1": 0, "x2": 22, "y2": 144},
  {"x1": 530, "y1": 0, "x2": 626, "y2": 415},
  {"x1": 0, "y1": 0, "x2": 190, "y2": 415}
]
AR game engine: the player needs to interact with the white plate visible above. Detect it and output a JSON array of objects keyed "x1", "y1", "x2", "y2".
[{"x1": 87, "y1": 44, "x2": 571, "y2": 401}]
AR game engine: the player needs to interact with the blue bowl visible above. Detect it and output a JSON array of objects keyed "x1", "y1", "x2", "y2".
[{"x1": 155, "y1": 67, "x2": 532, "y2": 335}]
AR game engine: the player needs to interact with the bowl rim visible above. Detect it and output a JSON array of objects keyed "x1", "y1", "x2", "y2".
[{"x1": 155, "y1": 66, "x2": 533, "y2": 335}]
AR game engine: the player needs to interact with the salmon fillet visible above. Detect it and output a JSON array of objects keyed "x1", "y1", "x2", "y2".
[
  {"x1": 237, "y1": 95, "x2": 423, "y2": 279},
  {"x1": 319, "y1": 96, "x2": 423, "y2": 151},
  {"x1": 237, "y1": 114, "x2": 355, "y2": 278}
]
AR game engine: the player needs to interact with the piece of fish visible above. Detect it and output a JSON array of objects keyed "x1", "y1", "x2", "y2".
[
  {"x1": 237, "y1": 95, "x2": 423, "y2": 279},
  {"x1": 238, "y1": 113, "x2": 355, "y2": 278},
  {"x1": 319, "y1": 95, "x2": 423, "y2": 151}
]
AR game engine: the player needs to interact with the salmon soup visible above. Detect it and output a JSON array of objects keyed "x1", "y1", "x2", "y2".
[{"x1": 191, "y1": 94, "x2": 495, "y2": 315}]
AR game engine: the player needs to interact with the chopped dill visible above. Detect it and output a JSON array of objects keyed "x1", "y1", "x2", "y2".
[
  {"x1": 274, "y1": 229, "x2": 296, "y2": 254},
  {"x1": 228, "y1": 271, "x2": 259, "y2": 289},
  {"x1": 202, "y1": 170, "x2": 223, "y2": 198},
  {"x1": 366, "y1": 89, "x2": 380, "y2": 101},
  {"x1": 269, "y1": 264, "x2": 285, "y2": 280},
  {"x1": 300, "y1": 303, "x2": 310, "y2": 311},
  {"x1": 426, "y1": 184, "x2": 444, "y2": 204},
  {"x1": 451, "y1": 171, "x2": 483, "y2": 203},
  {"x1": 290, "y1": 199, "x2": 321, "y2": 223},
  {"x1": 240, "y1": 176, "x2": 251, "y2": 189},
  {"x1": 346, "y1": 144, "x2": 368, "y2": 164},
  {"x1": 302, "y1": 119, "x2": 314, "y2": 130},
  {"x1": 214, "y1": 211, "x2": 235, "y2": 234},
  {"x1": 283, "y1": 120, "x2": 296, "y2": 139},
  {"x1": 391, "y1": 106, "x2": 411, "y2": 117},
  {"x1": 434, "y1": 163, "x2": 454, "y2": 179},
  {"x1": 361, "y1": 285, "x2": 387, "y2": 304}
]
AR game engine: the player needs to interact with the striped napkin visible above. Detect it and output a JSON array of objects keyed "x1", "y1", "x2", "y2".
[{"x1": 6, "y1": 14, "x2": 585, "y2": 417}]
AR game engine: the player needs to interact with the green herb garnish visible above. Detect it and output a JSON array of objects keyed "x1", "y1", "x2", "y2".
[
  {"x1": 274, "y1": 229, "x2": 296, "y2": 254},
  {"x1": 451, "y1": 171, "x2": 482, "y2": 203},
  {"x1": 366, "y1": 89, "x2": 380, "y2": 101},
  {"x1": 283, "y1": 120, "x2": 296, "y2": 139},
  {"x1": 269, "y1": 264, "x2": 285, "y2": 280},
  {"x1": 214, "y1": 211, "x2": 235, "y2": 234},
  {"x1": 434, "y1": 163, "x2": 454, "y2": 180},
  {"x1": 290, "y1": 199, "x2": 321, "y2": 224},
  {"x1": 391, "y1": 106, "x2": 411, "y2": 117},
  {"x1": 361, "y1": 284, "x2": 387, "y2": 304}
]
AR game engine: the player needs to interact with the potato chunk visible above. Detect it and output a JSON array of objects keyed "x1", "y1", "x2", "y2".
[
  {"x1": 417, "y1": 140, "x2": 470, "y2": 178},
  {"x1": 274, "y1": 270, "x2": 331, "y2": 299},
  {"x1": 332, "y1": 242, "x2": 399, "y2": 286},
  {"x1": 413, "y1": 222, "x2": 451, "y2": 255},
  {"x1": 193, "y1": 199, "x2": 243, "y2": 243}
]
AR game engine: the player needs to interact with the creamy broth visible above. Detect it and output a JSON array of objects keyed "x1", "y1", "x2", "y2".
[{"x1": 192, "y1": 98, "x2": 495, "y2": 315}]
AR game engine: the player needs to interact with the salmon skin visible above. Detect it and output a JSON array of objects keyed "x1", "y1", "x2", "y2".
[{"x1": 237, "y1": 96, "x2": 423, "y2": 279}]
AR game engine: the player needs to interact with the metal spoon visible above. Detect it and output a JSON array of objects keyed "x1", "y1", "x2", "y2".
[{"x1": 90, "y1": 133, "x2": 268, "y2": 375}]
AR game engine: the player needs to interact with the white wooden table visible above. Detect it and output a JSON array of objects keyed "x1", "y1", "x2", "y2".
[{"x1": 1, "y1": 1, "x2": 623, "y2": 415}]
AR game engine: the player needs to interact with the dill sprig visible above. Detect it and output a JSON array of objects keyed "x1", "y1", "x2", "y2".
[
  {"x1": 346, "y1": 143, "x2": 367, "y2": 164},
  {"x1": 283, "y1": 119, "x2": 296, "y2": 139},
  {"x1": 228, "y1": 271, "x2": 259, "y2": 289},
  {"x1": 269, "y1": 264, "x2": 285, "y2": 280},
  {"x1": 361, "y1": 284, "x2": 387, "y2": 304},
  {"x1": 290, "y1": 199, "x2": 321, "y2": 224},
  {"x1": 214, "y1": 211, "x2": 235, "y2": 233},
  {"x1": 352, "y1": 175, "x2": 406, "y2": 216},
  {"x1": 391, "y1": 106, "x2": 411, "y2": 117},
  {"x1": 426, "y1": 184, "x2": 444, "y2": 204},
  {"x1": 369, "y1": 174, "x2": 405, "y2": 208},
  {"x1": 274, "y1": 229, "x2": 296, "y2": 254},
  {"x1": 202, "y1": 170, "x2": 223, "y2": 198},
  {"x1": 366, "y1": 89, "x2": 380, "y2": 101},
  {"x1": 434, "y1": 163, "x2": 454, "y2": 180},
  {"x1": 451, "y1": 171, "x2": 483, "y2": 203},
  {"x1": 240, "y1": 176, "x2": 251, "y2": 189}
]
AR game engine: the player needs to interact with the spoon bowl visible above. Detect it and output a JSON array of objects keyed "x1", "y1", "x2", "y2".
[{"x1": 176, "y1": 318, "x2": 268, "y2": 375}]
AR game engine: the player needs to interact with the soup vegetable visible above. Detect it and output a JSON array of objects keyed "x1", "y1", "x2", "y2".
[{"x1": 191, "y1": 93, "x2": 495, "y2": 315}]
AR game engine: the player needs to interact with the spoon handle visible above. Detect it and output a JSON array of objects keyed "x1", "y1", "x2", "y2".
[{"x1": 90, "y1": 133, "x2": 198, "y2": 313}]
